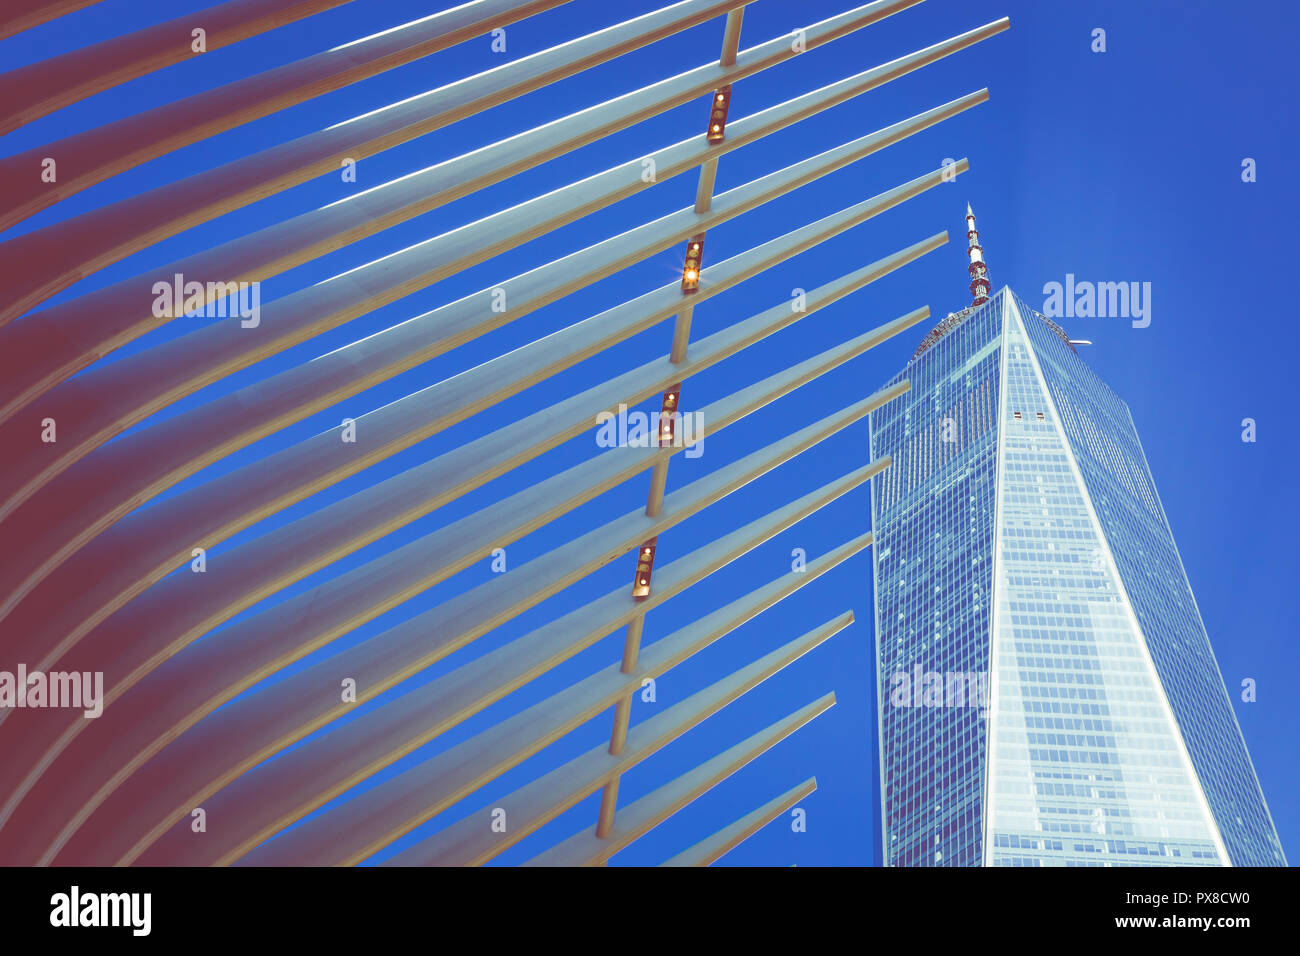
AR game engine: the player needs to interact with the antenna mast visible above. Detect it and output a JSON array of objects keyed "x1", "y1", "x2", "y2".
[{"x1": 966, "y1": 202, "x2": 990, "y2": 306}]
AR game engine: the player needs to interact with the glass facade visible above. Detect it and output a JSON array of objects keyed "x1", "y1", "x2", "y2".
[{"x1": 869, "y1": 287, "x2": 1285, "y2": 866}]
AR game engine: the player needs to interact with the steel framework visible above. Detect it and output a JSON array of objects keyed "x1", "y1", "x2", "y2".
[{"x1": 0, "y1": 0, "x2": 1006, "y2": 866}]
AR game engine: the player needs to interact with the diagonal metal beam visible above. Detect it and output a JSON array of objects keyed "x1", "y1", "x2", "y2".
[
  {"x1": 13, "y1": 384, "x2": 899, "y2": 865},
  {"x1": 661, "y1": 778, "x2": 818, "y2": 866},
  {"x1": 0, "y1": 0, "x2": 751, "y2": 237},
  {"x1": 94, "y1": 542, "x2": 863, "y2": 866},
  {"x1": 0, "y1": 0, "x2": 358, "y2": 135},
  {"x1": 0, "y1": 385, "x2": 897, "y2": 841},
  {"x1": 526, "y1": 703, "x2": 833, "y2": 866},
  {"x1": 0, "y1": 14, "x2": 1003, "y2": 413},
  {"x1": 373, "y1": 630, "x2": 841, "y2": 867},
  {"x1": 0, "y1": 0, "x2": 105, "y2": 42},
  {"x1": 0, "y1": 233, "x2": 939, "y2": 669},
  {"x1": 0, "y1": 0, "x2": 1014, "y2": 873},
  {"x1": 0, "y1": 306, "x2": 914, "y2": 808},
  {"x1": 242, "y1": 607, "x2": 852, "y2": 867},
  {"x1": 0, "y1": 7, "x2": 1003, "y2": 350},
  {"x1": 0, "y1": 288, "x2": 924, "y2": 833},
  {"x1": 0, "y1": 93, "x2": 981, "y2": 530},
  {"x1": 0, "y1": 216, "x2": 945, "y2": 641},
  {"x1": 59, "y1": 519, "x2": 871, "y2": 866},
  {"x1": 0, "y1": 170, "x2": 960, "y2": 634}
]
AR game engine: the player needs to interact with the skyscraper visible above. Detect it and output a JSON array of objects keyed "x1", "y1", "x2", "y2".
[{"x1": 868, "y1": 208, "x2": 1285, "y2": 867}]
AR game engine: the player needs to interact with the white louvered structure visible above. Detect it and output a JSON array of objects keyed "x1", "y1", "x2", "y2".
[{"x1": 0, "y1": 0, "x2": 1006, "y2": 866}]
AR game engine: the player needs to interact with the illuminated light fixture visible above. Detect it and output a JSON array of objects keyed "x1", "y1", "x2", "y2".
[
  {"x1": 658, "y1": 383, "x2": 682, "y2": 446},
  {"x1": 707, "y1": 84, "x2": 731, "y2": 144},
  {"x1": 681, "y1": 237, "x2": 704, "y2": 293},
  {"x1": 632, "y1": 536, "x2": 658, "y2": 601}
]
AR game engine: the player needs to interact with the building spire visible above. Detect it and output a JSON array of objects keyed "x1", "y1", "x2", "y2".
[{"x1": 965, "y1": 203, "x2": 990, "y2": 306}]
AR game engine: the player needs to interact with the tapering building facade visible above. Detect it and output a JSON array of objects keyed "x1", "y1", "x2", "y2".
[{"x1": 869, "y1": 209, "x2": 1285, "y2": 867}]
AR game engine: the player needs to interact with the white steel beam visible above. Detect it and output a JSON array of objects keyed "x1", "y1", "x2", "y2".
[
  {"x1": 1, "y1": 234, "x2": 942, "y2": 667},
  {"x1": 0, "y1": 7, "x2": 1003, "y2": 348},
  {"x1": 661, "y1": 778, "x2": 818, "y2": 865},
  {"x1": 0, "y1": 92, "x2": 982, "y2": 524},
  {"x1": 62, "y1": 524, "x2": 871, "y2": 866},
  {"x1": 374, "y1": 629, "x2": 841, "y2": 867},
  {"x1": 0, "y1": 0, "x2": 750, "y2": 236},
  {"x1": 0, "y1": 345, "x2": 906, "y2": 830},
  {"x1": 20, "y1": 392, "x2": 901, "y2": 865},
  {"x1": 0, "y1": 0, "x2": 370, "y2": 135},
  {"x1": 530, "y1": 705, "x2": 833, "y2": 865}
]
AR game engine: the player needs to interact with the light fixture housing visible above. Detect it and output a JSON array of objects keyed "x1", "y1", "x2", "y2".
[
  {"x1": 632, "y1": 537, "x2": 658, "y2": 601},
  {"x1": 658, "y1": 383, "x2": 681, "y2": 446},
  {"x1": 681, "y1": 237, "x2": 704, "y2": 293},
  {"x1": 707, "y1": 85, "x2": 731, "y2": 144}
]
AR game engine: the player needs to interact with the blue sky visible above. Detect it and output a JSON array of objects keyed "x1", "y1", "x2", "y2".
[{"x1": 3, "y1": 0, "x2": 1296, "y2": 866}]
